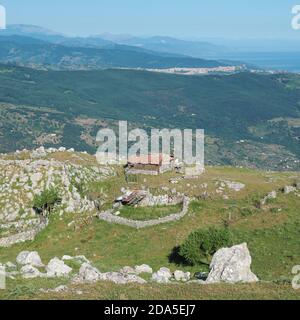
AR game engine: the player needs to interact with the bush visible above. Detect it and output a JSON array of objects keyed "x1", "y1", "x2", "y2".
[
  {"x1": 179, "y1": 227, "x2": 233, "y2": 266},
  {"x1": 33, "y1": 187, "x2": 61, "y2": 215}
]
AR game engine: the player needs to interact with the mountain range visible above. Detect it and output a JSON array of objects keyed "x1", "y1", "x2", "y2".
[
  {"x1": 0, "y1": 35, "x2": 231, "y2": 70},
  {"x1": 0, "y1": 24, "x2": 230, "y2": 58}
]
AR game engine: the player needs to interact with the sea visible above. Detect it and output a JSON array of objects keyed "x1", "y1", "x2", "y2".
[{"x1": 218, "y1": 52, "x2": 300, "y2": 73}]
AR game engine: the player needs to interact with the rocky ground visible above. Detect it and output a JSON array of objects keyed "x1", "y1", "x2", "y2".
[{"x1": 0, "y1": 147, "x2": 113, "y2": 246}]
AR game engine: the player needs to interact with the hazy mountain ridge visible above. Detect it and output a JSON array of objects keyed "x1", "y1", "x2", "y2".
[{"x1": 0, "y1": 34, "x2": 231, "y2": 70}]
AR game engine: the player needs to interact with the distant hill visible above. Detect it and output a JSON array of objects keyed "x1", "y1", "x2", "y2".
[
  {"x1": 0, "y1": 64, "x2": 299, "y2": 170},
  {"x1": 108, "y1": 35, "x2": 230, "y2": 58},
  {"x1": 1, "y1": 25, "x2": 230, "y2": 58},
  {"x1": 0, "y1": 35, "x2": 231, "y2": 70}
]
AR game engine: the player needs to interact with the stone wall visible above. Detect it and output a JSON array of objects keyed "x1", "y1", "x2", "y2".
[
  {"x1": 0, "y1": 219, "x2": 48, "y2": 247},
  {"x1": 98, "y1": 197, "x2": 190, "y2": 229}
]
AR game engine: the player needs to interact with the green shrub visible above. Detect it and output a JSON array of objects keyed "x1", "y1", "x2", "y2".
[
  {"x1": 33, "y1": 187, "x2": 61, "y2": 215},
  {"x1": 179, "y1": 227, "x2": 233, "y2": 266}
]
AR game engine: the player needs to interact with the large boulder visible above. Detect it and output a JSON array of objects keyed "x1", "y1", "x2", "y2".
[
  {"x1": 206, "y1": 243, "x2": 258, "y2": 284},
  {"x1": 46, "y1": 258, "x2": 72, "y2": 277},
  {"x1": 16, "y1": 251, "x2": 44, "y2": 267}
]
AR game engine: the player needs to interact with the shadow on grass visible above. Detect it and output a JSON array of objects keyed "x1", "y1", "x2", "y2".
[{"x1": 168, "y1": 246, "x2": 190, "y2": 266}]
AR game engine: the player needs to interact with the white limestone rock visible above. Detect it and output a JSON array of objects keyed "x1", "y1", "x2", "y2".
[
  {"x1": 16, "y1": 251, "x2": 44, "y2": 267},
  {"x1": 120, "y1": 266, "x2": 137, "y2": 274},
  {"x1": 284, "y1": 186, "x2": 297, "y2": 194},
  {"x1": 135, "y1": 264, "x2": 153, "y2": 274},
  {"x1": 21, "y1": 265, "x2": 42, "y2": 279},
  {"x1": 174, "y1": 270, "x2": 191, "y2": 282},
  {"x1": 206, "y1": 243, "x2": 259, "y2": 284},
  {"x1": 46, "y1": 257, "x2": 72, "y2": 277},
  {"x1": 101, "y1": 272, "x2": 146, "y2": 285},
  {"x1": 78, "y1": 263, "x2": 101, "y2": 283},
  {"x1": 151, "y1": 267, "x2": 172, "y2": 284}
]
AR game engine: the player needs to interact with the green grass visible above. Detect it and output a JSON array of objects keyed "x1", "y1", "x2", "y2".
[
  {"x1": 119, "y1": 204, "x2": 183, "y2": 221},
  {"x1": 1, "y1": 281, "x2": 300, "y2": 300}
]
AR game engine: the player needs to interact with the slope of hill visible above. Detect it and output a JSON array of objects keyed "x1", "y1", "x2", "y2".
[
  {"x1": 0, "y1": 150, "x2": 300, "y2": 299},
  {"x1": 0, "y1": 64, "x2": 300, "y2": 169}
]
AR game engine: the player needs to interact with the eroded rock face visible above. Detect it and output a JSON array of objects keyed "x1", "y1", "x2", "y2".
[
  {"x1": 16, "y1": 251, "x2": 44, "y2": 267},
  {"x1": 46, "y1": 258, "x2": 72, "y2": 277},
  {"x1": 206, "y1": 243, "x2": 258, "y2": 284}
]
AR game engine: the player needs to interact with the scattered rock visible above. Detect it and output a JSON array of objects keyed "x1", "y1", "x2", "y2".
[
  {"x1": 46, "y1": 258, "x2": 72, "y2": 277},
  {"x1": 120, "y1": 266, "x2": 136, "y2": 274},
  {"x1": 5, "y1": 261, "x2": 17, "y2": 270},
  {"x1": 223, "y1": 181, "x2": 245, "y2": 192},
  {"x1": 284, "y1": 186, "x2": 297, "y2": 194},
  {"x1": 62, "y1": 255, "x2": 74, "y2": 261},
  {"x1": 20, "y1": 265, "x2": 42, "y2": 279},
  {"x1": 102, "y1": 272, "x2": 146, "y2": 285},
  {"x1": 31, "y1": 146, "x2": 47, "y2": 159},
  {"x1": 53, "y1": 285, "x2": 68, "y2": 292},
  {"x1": 261, "y1": 191, "x2": 277, "y2": 206},
  {"x1": 16, "y1": 251, "x2": 44, "y2": 267},
  {"x1": 135, "y1": 264, "x2": 153, "y2": 274},
  {"x1": 78, "y1": 263, "x2": 101, "y2": 283},
  {"x1": 206, "y1": 243, "x2": 259, "y2": 284},
  {"x1": 174, "y1": 270, "x2": 191, "y2": 282},
  {"x1": 151, "y1": 267, "x2": 172, "y2": 284}
]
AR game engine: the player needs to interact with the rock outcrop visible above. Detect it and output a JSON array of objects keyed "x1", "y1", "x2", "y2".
[{"x1": 0, "y1": 149, "x2": 114, "y2": 247}]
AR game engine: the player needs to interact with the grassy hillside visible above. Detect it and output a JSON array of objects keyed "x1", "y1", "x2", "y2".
[
  {"x1": 0, "y1": 65, "x2": 300, "y2": 169},
  {"x1": 0, "y1": 159, "x2": 300, "y2": 300}
]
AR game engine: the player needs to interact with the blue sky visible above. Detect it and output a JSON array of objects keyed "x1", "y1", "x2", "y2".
[{"x1": 0, "y1": 0, "x2": 299, "y2": 38}]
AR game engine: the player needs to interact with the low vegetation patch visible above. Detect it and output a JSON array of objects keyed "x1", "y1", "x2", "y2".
[
  {"x1": 179, "y1": 227, "x2": 233, "y2": 266},
  {"x1": 33, "y1": 187, "x2": 62, "y2": 215}
]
